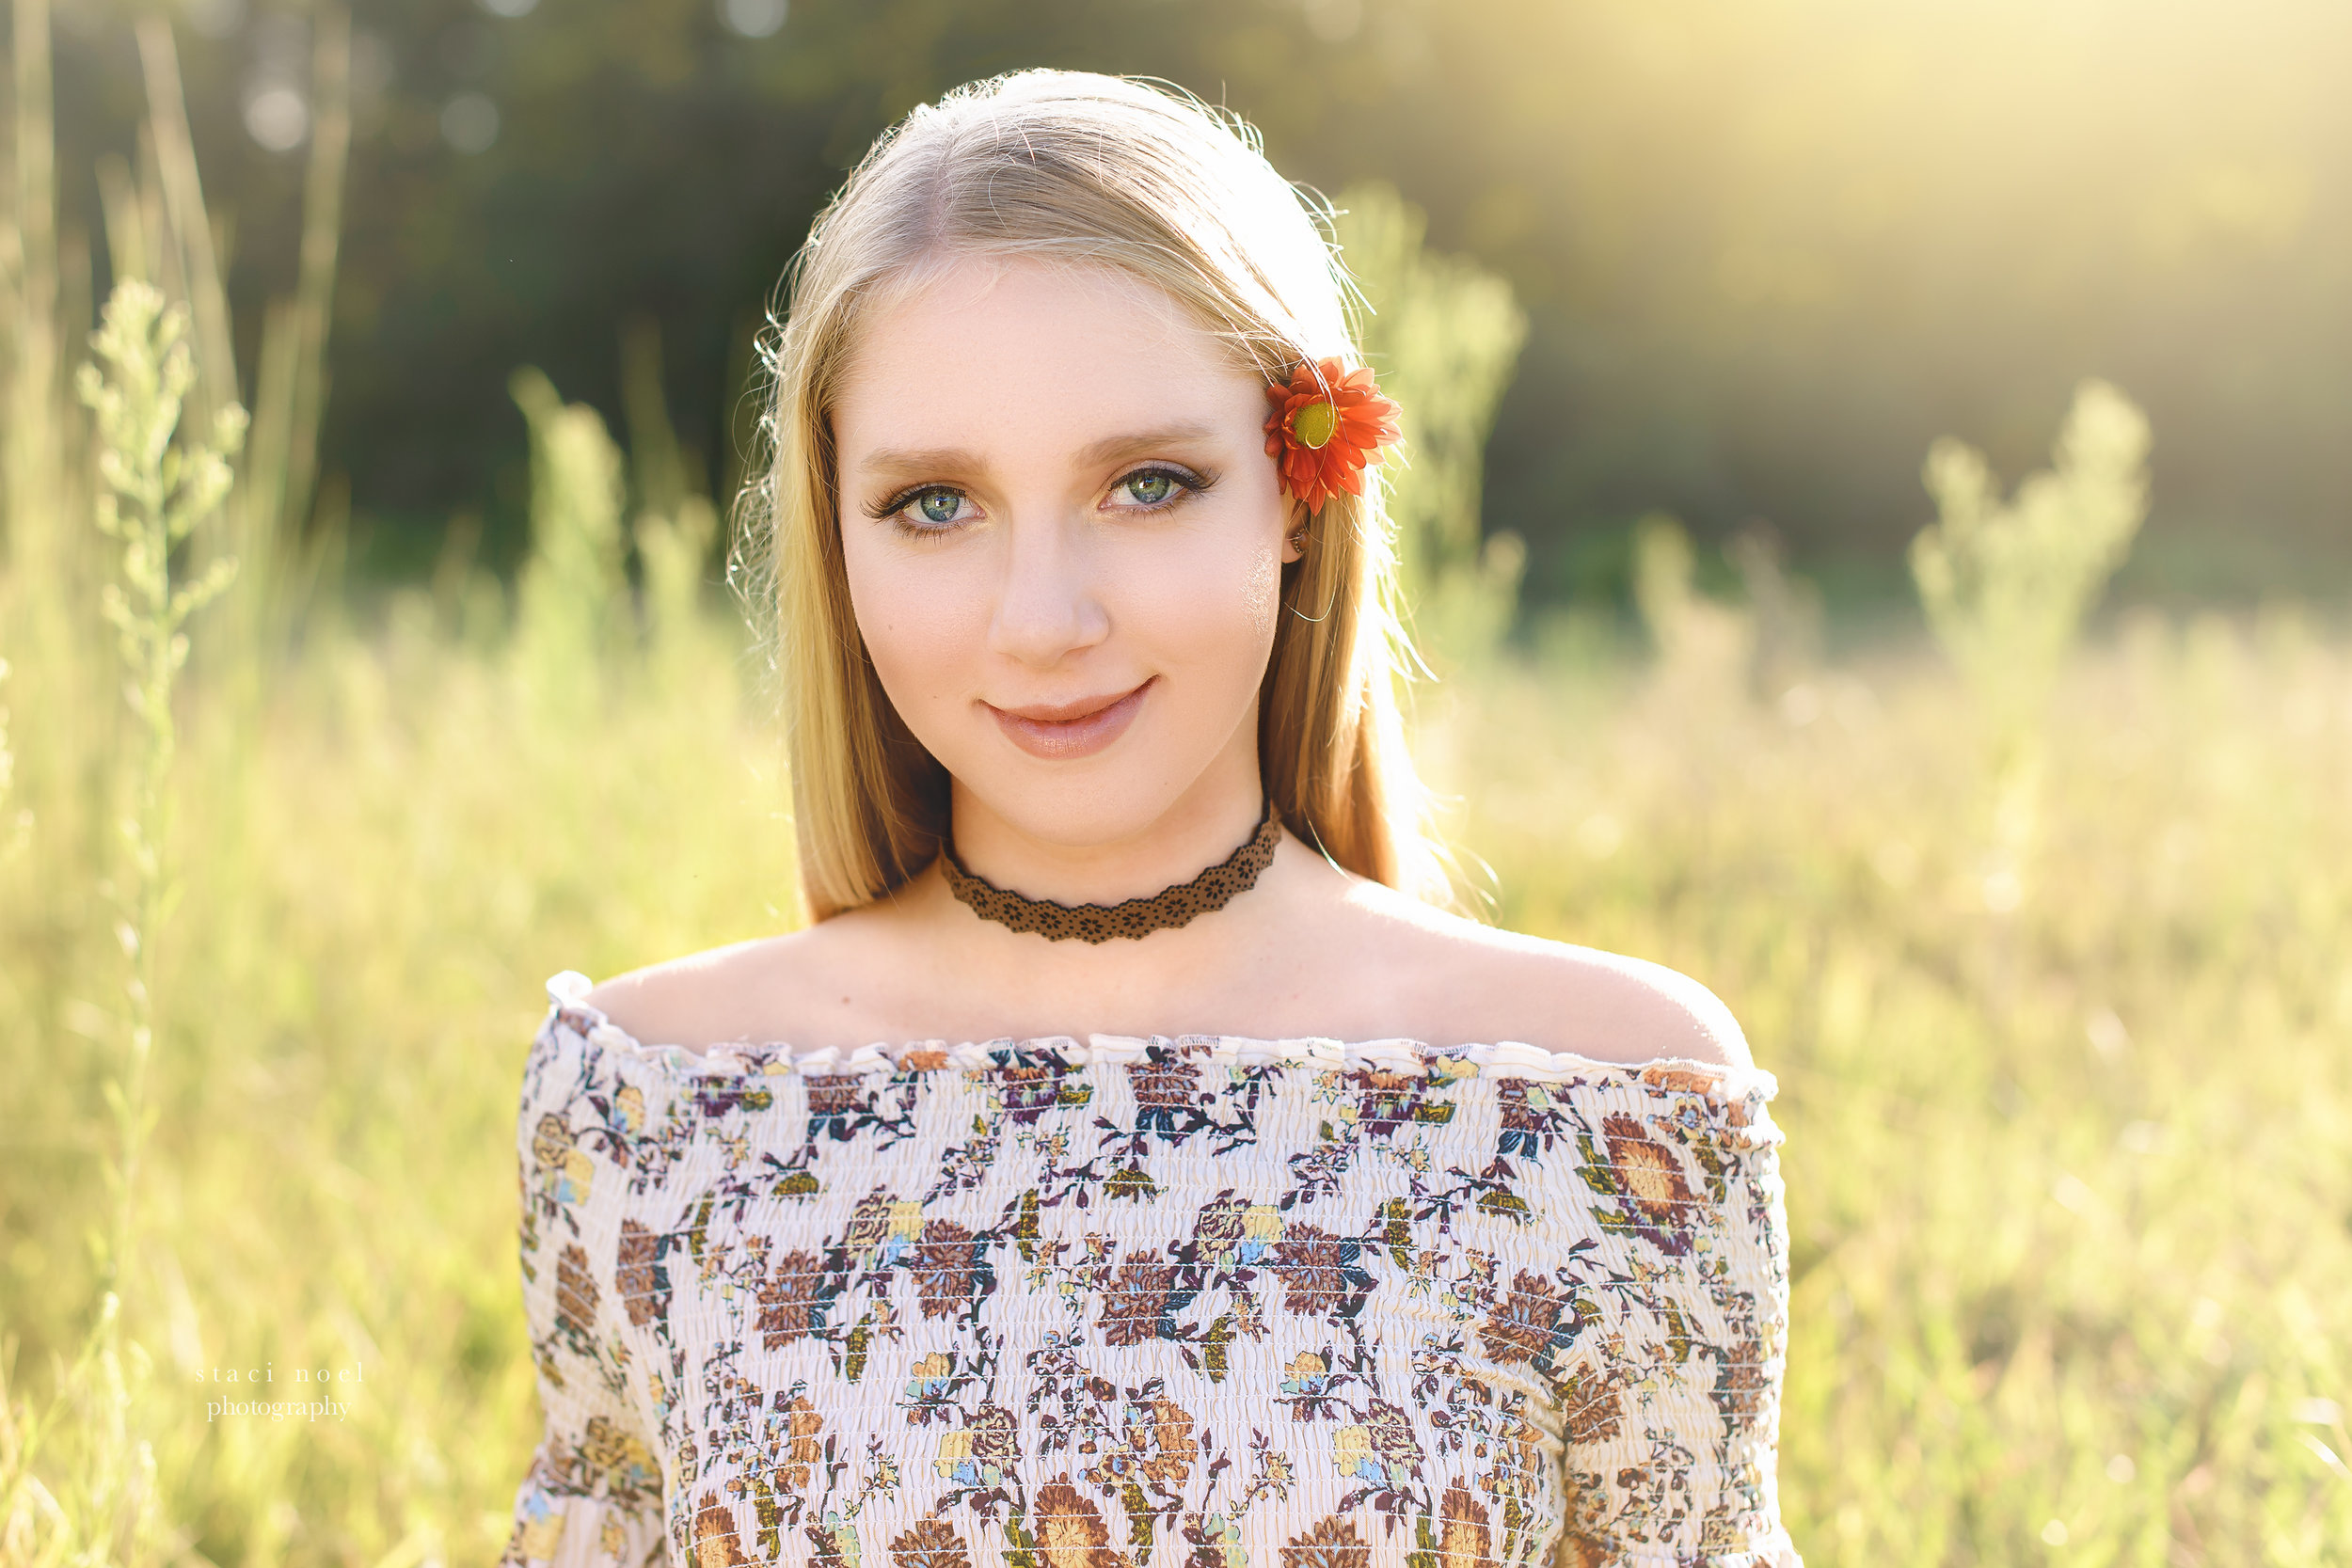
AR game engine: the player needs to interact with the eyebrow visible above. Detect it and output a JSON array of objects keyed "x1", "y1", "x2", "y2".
[
  {"x1": 853, "y1": 422, "x2": 1222, "y2": 483},
  {"x1": 1073, "y1": 422, "x2": 1219, "y2": 467},
  {"x1": 855, "y1": 447, "x2": 984, "y2": 484}
]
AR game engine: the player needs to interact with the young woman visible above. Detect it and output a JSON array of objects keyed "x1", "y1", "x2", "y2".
[{"x1": 503, "y1": 71, "x2": 1798, "y2": 1568}]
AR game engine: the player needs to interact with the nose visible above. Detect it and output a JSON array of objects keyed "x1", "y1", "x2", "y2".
[{"x1": 985, "y1": 514, "x2": 1109, "y2": 668}]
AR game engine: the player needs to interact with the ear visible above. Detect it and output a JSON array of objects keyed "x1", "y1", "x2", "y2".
[{"x1": 1279, "y1": 502, "x2": 1312, "y2": 564}]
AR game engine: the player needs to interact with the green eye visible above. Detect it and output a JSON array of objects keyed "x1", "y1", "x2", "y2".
[
  {"x1": 1122, "y1": 472, "x2": 1176, "y2": 506},
  {"x1": 915, "y1": 490, "x2": 962, "y2": 525}
]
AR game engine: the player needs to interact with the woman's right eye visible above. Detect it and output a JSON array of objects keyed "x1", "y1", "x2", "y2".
[{"x1": 882, "y1": 486, "x2": 975, "y2": 531}]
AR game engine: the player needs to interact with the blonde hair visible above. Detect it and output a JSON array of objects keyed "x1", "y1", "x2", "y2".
[{"x1": 738, "y1": 69, "x2": 1442, "y2": 921}]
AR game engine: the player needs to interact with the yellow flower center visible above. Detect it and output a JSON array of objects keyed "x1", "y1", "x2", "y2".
[
  {"x1": 1620, "y1": 1146, "x2": 1678, "y2": 1204},
  {"x1": 1292, "y1": 399, "x2": 1338, "y2": 449}
]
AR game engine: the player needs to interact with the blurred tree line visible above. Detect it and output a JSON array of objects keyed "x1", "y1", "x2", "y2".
[{"x1": 38, "y1": 0, "x2": 2352, "y2": 610}]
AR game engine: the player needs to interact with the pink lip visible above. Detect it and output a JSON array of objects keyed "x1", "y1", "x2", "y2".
[{"x1": 987, "y1": 678, "x2": 1153, "y2": 760}]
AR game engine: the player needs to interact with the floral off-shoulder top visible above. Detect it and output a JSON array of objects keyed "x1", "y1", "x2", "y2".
[{"x1": 502, "y1": 971, "x2": 1803, "y2": 1568}]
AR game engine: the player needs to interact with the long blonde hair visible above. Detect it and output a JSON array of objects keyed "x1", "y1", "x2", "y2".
[{"x1": 737, "y1": 70, "x2": 1442, "y2": 921}]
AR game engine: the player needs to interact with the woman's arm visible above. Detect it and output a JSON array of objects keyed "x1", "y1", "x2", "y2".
[{"x1": 501, "y1": 999, "x2": 669, "y2": 1568}]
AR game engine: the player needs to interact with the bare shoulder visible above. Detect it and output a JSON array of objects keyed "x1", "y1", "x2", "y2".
[
  {"x1": 581, "y1": 911, "x2": 895, "y2": 1051},
  {"x1": 1337, "y1": 881, "x2": 1755, "y2": 1070}
]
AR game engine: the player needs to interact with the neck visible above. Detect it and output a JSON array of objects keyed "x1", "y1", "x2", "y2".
[{"x1": 943, "y1": 755, "x2": 1267, "y2": 910}]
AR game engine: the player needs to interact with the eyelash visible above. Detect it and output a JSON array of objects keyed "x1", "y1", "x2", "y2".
[{"x1": 866, "y1": 464, "x2": 1215, "y2": 536}]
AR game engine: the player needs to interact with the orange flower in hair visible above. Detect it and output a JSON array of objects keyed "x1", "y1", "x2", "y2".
[{"x1": 1263, "y1": 357, "x2": 1402, "y2": 514}]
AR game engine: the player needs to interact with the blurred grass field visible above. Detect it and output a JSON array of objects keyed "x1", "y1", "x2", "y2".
[
  {"x1": 7, "y1": 380, "x2": 2352, "y2": 1563},
  {"x1": 6, "y1": 31, "x2": 2352, "y2": 1563}
]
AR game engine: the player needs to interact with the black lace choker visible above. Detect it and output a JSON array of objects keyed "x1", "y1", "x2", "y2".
[{"x1": 939, "y1": 802, "x2": 1281, "y2": 943}]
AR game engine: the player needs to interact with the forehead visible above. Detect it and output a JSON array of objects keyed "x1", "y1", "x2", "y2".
[{"x1": 832, "y1": 255, "x2": 1262, "y2": 455}]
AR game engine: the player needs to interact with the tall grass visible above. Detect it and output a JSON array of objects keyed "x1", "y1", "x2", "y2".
[
  {"x1": 1, "y1": 281, "x2": 248, "y2": 1568},
  {"x1": 4, "y1": 23, "x2": 2351, "y2": 1568}
]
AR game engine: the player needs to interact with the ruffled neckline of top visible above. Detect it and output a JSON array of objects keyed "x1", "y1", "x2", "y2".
[{"x1": 542, "y1": 970, "x2": 1780, "y2": 1107}]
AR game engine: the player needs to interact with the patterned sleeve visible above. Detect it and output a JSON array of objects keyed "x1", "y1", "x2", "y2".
[
  {"x1": 1548, "y1": 1069, "x2": 1804, "y2": 1568},
  {"x1": 500, "y1": 1006, "x2": 668, "y2": 1568}
]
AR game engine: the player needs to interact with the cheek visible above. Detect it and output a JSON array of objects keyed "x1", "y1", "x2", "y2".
[
  {"x1": 1115, "y1": 519, "x2": 1283, "y2": 684},
  {"x1": 840, "y1": 530, "x2": 990, "y2": 717}
]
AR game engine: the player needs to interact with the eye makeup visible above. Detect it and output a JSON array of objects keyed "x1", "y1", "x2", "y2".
[
  {"x1": 1102, "y1": 463, "x2": 1216, "y2": 512},
  {"x1": 863, "y1": 461, "x2": 1218, "y2": 537}
]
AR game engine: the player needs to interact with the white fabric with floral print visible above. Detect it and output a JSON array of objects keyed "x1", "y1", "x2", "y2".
[{"x1": 502, "y1": 972, "x2": 1803, "y2": 1568}]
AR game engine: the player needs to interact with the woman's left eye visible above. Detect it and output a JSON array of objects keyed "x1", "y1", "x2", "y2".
[{"x1": 1109, "y1": 467, "x2": 1198, "y2": 510}]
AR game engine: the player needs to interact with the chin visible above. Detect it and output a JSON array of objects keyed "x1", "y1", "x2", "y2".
[{"x1": 953, "y1": 757, "x2": 1192, "y2": 849}]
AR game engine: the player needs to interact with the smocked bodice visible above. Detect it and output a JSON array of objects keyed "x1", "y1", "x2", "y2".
[{"x1": 501, "y1": 971, "x2": 1802, "y2": 1568}]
